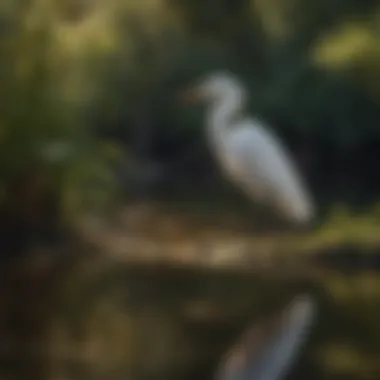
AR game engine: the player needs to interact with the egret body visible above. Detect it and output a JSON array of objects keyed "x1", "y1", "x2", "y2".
[{"x1": 183, "y1": 71, "x2": 315, "y2": 224}]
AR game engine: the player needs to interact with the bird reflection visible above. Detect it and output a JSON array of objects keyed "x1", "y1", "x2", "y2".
[{"x1": 215, "y1": 294, "x2": 316, "y2": 380}]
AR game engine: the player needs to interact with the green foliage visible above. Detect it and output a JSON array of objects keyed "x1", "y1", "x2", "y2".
[
  {"x1": 0, "y1": 2, "x2": 123, "y2": 229},
  {"x1": 108, "y1": 0, "x2": 380, "y2": 150},
  {"x1": 312, "y1": 16, "x2": 380, "y2": 99},
  {"x1": 2, "y1": 0, "x2": 380, "y2": 234}
]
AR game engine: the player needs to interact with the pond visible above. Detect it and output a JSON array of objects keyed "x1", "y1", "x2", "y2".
[
  {"x1": 1, "y1": 260, "x2": 379, "y2": 380},
  {"x1": 0, "y1": 194, "x2": 379, "y2": 380}
]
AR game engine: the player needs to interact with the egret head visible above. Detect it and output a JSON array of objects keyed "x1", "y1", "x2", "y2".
[{"x1": 180, "y1": 71, "x2": 247, "y2": 107}]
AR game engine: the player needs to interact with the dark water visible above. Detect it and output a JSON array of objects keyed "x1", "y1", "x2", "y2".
[
  {"x1": 0, "y1": 257, "x2": 379, "y2": 380},
  {"x1": 1, "y1": 185, "x2": 380, "y2": 380}
]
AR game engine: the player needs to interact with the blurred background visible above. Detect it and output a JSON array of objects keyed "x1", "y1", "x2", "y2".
[{"x1": 0, "y1": 0, "x2": 380, "y2": 379}]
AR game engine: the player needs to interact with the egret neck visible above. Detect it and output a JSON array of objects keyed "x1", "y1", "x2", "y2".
[{"x1": 206, "y1": 89, "x2": 245, "y2": 148}]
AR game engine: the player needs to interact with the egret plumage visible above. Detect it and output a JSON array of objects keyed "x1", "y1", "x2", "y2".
[{"x1": 182, "y1": 71, "x2": 315, "y2": 224}]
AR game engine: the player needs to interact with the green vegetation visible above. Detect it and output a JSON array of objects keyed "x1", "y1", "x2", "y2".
[
  {"x1": 1, "y1": 0, "x2": 380, "y2": 240},
  {"x1": 1, "y1": 2, "x2": 380, "y2": 379}
]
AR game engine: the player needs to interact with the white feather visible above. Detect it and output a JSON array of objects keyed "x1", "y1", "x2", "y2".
[
  {"x1": 220, "y1": 119, "x2": 314, "y2": 224},
  {"x1": 197, "y1": 71, "x2": 315, "y2": 224}
]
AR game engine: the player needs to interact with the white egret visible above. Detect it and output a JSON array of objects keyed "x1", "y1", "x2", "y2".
[
  {"x1": 216, "y1": 294, "x2": 316, "y2": 380},
  {"x1": 181, "y1": 71, "x2": 315, "y2": 224}
]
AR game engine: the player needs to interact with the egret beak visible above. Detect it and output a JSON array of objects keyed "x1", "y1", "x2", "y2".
[{"x1": 177, "y1": 87, "x2": 204, "y2": 105}]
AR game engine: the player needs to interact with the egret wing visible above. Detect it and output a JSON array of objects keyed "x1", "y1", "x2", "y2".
[{"x1": 222, "y1": 118, "x2": 314, "y2": 223}]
